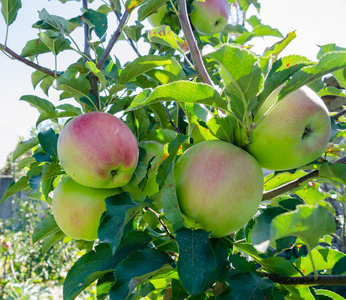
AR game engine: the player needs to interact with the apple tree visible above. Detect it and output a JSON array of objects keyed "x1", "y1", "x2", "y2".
[{"x1": 1, "y1": 0, "x2": 346, "y2": 299}]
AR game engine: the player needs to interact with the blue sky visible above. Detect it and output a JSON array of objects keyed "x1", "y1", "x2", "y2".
[{"x1": 1, "y1": 0, "x2": 346, "y2": 168}]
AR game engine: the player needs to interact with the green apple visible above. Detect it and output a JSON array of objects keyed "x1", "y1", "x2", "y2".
[
  {"x1": 174, "y1": 140, "x2": 264, "y2": 237},
  {"x1": 52, "y1": 176, "x2": 121, "y2": 241},
  {"x1": 57, "y1": 111, "x2": 139, "y2": 189},
  {"x1": 247, "y1": 86, "x2": 331, "y2": 171},
  {"x1": 148, "y1": 4, "x2": 168, "y2": 27},
  {"x1": 190, "y1": 0, "x2": 230, "y2": 35}
]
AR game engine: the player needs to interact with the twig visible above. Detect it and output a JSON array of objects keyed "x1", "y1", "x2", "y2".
[
  {"x1": 333, "y1": 108, "x2": 346, "y2": 120},
  {"x1": 145, "y1": 206, "x2": 175, "y2": 240},
  {"x1": 97, "y1": 10, "x2": 130, "y2": 69},
  {"x1": 177, "y1": 0, "x2": 214, "y2": 86},
  {"x1": 260, "y1": 272, "x2": 346, "y2": 286},
  {"x1": 262, "y1": 156, "x2": 346, "y2": 201},
  {"x1": 0, "y1": 43, "x2": 56, "y2": 78},
  {"x1": 162, "y1": 103, "x2": 181, "y2": 133}
]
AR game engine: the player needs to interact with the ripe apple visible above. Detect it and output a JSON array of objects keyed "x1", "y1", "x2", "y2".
[
  {"x1": 57, "y1": 111, "x2": 139, "y2": 189},
  {"x1": 174, "y1": 140, "x2": 264, "y2": 237},
  {"x1": 52, "y1": 176, "x2": 121, "y2": 241},
  {"x1": 247, "y1": 86, "x2": 331, "y2": 171},
  {"x1": 190, "y1": 0, "x2": 230, "y2": 35},
  {"x1": 148, "y1": 4, "x2": 167, "y2": 27},
  {"x1": 3, "y1": 241, "x2": 12, "y2": 249}
]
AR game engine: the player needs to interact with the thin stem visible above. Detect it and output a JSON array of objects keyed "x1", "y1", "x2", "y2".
[
  {"x1": 333, "y1": 108, "x2": 346, "y2": 120},
  {"x1": 177, "y1": 0, "x2": 213, "y2": 86},
  {"x1": 145, "y1": 206, "x2": 175, "y2": 240},
  {"x1": 343, "y1": 202, "x2": 346, "y2": 250},
  {"x1": 163, "y1": 104, "x2": 181, "y2": 133},
  {"x1": 305, "y1": 240, "x2": 318, "y2": 280}
]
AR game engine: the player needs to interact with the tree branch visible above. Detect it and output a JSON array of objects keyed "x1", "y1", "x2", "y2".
[
  {"x1": 177, "y1": 0, "x2": 214, "y2": 86},
  {"x1": 145, "y1": 206, "x2": 175, "y2": 240},
  {"x1": 333, "y1": 108, "x2": 346, "y2": 120},
  {"x1": 97, "y1": 10, "x2": 130, "y2": 69},
  {"x1": 0, "y1": 43, "x2": 56, "y2": 78},
  {"x1": 260, "y1": 272, "x2": 346, "y2": 286},
  {"x1": 262, "y1": 156, "x2": 346, "y2": 201}
]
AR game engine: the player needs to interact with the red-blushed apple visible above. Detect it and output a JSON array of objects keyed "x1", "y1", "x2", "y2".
[
  {"x1": 57, "y1": 111, "x2": 139, "y2": 189},
  {"x1": 174, "y1": 140, "x2": 264, "y2": 238},
  {"x1": 52, "y1": 176, "x2": 121, "y2": 241},
  {"x1": 247, "y1": 86, "x2": 331, "y2": 171},
  {"x1": 148, "y1": 4, "x2": 167, "y2": 27},
  {"x1": 3, "y1": 241, "x2": 12, "y2": 249},
  {"x1": 190, "y1": 0, "x2": 230, "y2": 35}
]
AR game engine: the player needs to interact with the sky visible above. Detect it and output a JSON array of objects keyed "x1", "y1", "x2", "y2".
[{"x1": 1, "y1": 0, "x2": 346, "y2": 168}]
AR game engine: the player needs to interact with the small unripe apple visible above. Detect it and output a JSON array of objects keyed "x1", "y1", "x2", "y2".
[
  {"x1": 57, "y1": 111, "x2": 139, "y2": 189},
  {"x1": 247, "y1": 86, "x2": 331, "y2": 171},
  {"x1": 190, "y1": 0, "x2": 230, "y2": 35},
  {"x1": 174, "y1": 140, "x2": 264, "y2": 237},
  {"x1": 52, "y1": 176, "x2": 121, "y2": 241}
]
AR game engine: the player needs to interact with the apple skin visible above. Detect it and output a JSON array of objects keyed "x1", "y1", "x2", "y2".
[
  {"x1": 52, "y1": 176, "x2": 121, "y2": 241},
  {"x1": 57, "y1": 111, "x2": 139, "y2": 189},
  {"x1": 247, "y1": 86, "x2": 331, "y2": 171},
  {"x1": 148, "y1": 4, "x2": 167, "y2": 27},
  {"x1": 190, "y1": 0, "x2": 230, "y2": 35},
  {"x1": 174, "y1": 140, "x2": 264, "y2": 238}
]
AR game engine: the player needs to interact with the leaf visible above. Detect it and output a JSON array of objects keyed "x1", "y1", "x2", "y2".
[
  {"x1": 18, "y1": 156, "x2": 36, "y2": 169},
  {"x1": 63, "y1": 231, "x2": 152, "y2": 300},
  {"x1": 42, "y1": 230, "x2": 66, "y2": 255},
  {"x1": 315, "y1": 289, "x2": 346, "y2": 300},
  {"x1": 0, "y1": 0, "x2": 21, "y2": 25},
  {"x1": 148, "y1": 25, "x2": 185, "y2": 52},
  {"x1": 84, "y1": 9, "x2": 108, "y2": 39},
  {"x1": 20, "y1": 39, "x2": 51, "y2": 57},
  {"x1": 12, "y1": 136, "x2": 39, "y2": 160},
  {"x1": 38, "y1": 128, "x2": 59, "y2": 158},
  {"x1": 38, "y1": 8, "x2": 69, "y2": 33},
  {"x1": 127, "y1": 81, "x2": 228, "y2": 112},
  {"x1": 293, "y1": 182, "x2": 325, "y2": 205},
  {"x1": 32, "y1": 214, "x2": 60, "y2": 243},
  {"x1": 332, "y1": 256, "x2": 346, "y2": 275},
  {"x1": 264, "y1": 170, "x2": 307, "y2": 191},
  {"x1": 263, "y1": 30, "x2": 296, "y2": 58},
  {"x1": 175, "y1": 228, "x2": 217, "y2": 295},
  {"x1": 319, "y1": 163, "x2": 346, "y2": 185},
  {"x1": 125, "y1": 0, "x2": 148, "y2": 12},
  {"x1": 137, "y1": 0, "x2": 168, "y2": 22},
  {"x1": 260, "y1": 257, "x2": 301, "y2": 276},
  {"x1": 56, "y1": 70, "x2": 91, "y2": 99},
  {"x1": 110, "y1": 248, "x2": 173, "y2": 299},
  {"x1": 0, "y1": 176, "x2": 29, "y2": 203},
  {"x1": 98, "y1": 192, "x2": 140, "y2": 254},
  {"x1": 270, "y1": 204, "x2": 336, "y2": 249},
  {"x1": 161, "y1": 165, "x2": 185, "y2": 231},
  {"x1": 206, "y1": 116, "x2": 234, "y2": 143},
  {"x1": 39, "y1": 30, "x2": 71, "y2": 55},
  {"x1": 20, "y1": 95, "x2": 56, "y2": 114},
  {"x1": 119, "y1": 55, "x2": 172, "y2": 84},
  {"x1": 279, "y1": 51, "x2": 346, "y2": 100},
  {"x1": 206, "y1": 44, "x2": 263, "y2": 107}
]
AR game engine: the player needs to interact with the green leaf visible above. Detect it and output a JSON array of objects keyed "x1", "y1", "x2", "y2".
[
  {"x1": 32, "y1": 214, "x2": 60, "y2": 243},
  {"x1": 119, "y1": 55, "x2": 172, "y2": 84},
  {"x1": 161, "y1": 166, "x2": 185, "y2": 231},
  {"x1": 41, "y1": 162, "x2": 64, "y2": 180},
  {"x1": 38, "y1": 8, "x2": 69, "y2": 33},
  {"x1": 17, "y1": 156, "x2": 37, "y2": 169},
  {"x1": 137, "y1": 0, "x2": 167, "y2": 22},
  {"x1": 56, "y1": 70, "x2": 91, "y2": 99},
  {"x1": 110, "y1": 248, "x2": 173, "y2": 299},
  {"x1": 39, "y1": 30, "x2": 71, "y2": 55},
  {"x1": 206, "y1": 44, "x2": 263, "y2": 107},
  {"x1": 12, "y1": 136, "x2": 39, "y2": 161},
  {"x1": 319, "y1": 163, "x2": 346, "y2": 185},
  {"x1": 98, "y1": 192, "x2": 140, "y2": 254},
  {"x1": 270, "y1": 204, "x2": 336, "y2": 249},
  {"x1": 263, "y1": 30, "x2": 296, "y2": 58},
  {"x1": 260, "y1": 257, "x2": 301, "y2": 276},
  {"x1": 279, "y1": 51, "x2": 346, "y2": 100},
  {"x1": 42, "y1": 230, "x2": 66, "y2": 255},
  {"x1": 38, "y1": 128, "x2": 59, "y2": 158},
  {"x1": 0, "y1": 0, "x2": 21, "y2": 25},
  {"x1": 206, "y1": 116, "x2": 234, "y2": 143},
  {"x1": 175, "y1": 228, "x2": 217, "y2": 295},
  {"x1": 84, "y1": 9, "x2": 108, "y2": 39},
  {"x1": 332, "y1": 256, "x2": 346, "y2": 275},
  {"x1": 148, "y1": 25, "x2": 185, "y2": 52},
  {"x1": 0, "y1": 176, "x2": 29, "y2": 203},
  {"x1": 315, "y1": 289, "x2": 346, "y2": 300},
  {"x1": 20, "y1": 95, "x2": 56, "y2": 114},
  {"x1": 264, "y1": 170, "x2": 307, "y2": 191},
  {"x1": 124, "y1": 23, "x2": 144, "y2": 43},
  {"x1": 63, "y1": 231, "x2": 152, "y2": 300},
  {"x1": 20, "y1": 39, "x2": 51, "y2": 57},
  {"x1": 293, "y1": 182, "x2": 325, "y2": 205},
  {"x1": 284, "y1": 286, "x2": 315, "y2": 300},
  {"x1": 127, "y1": 81, "x2": 228, "y2": 112},
  {"x1": 126, "y1": 0, "x2": 148, "y2": 12}
]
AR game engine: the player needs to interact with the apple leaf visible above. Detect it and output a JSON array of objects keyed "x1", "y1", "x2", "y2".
[
  {"x1": 206, "y1": 44, "x2": 263, "y2": 107},
  {"x1": 42, "y1": 229, "x2": 66, "y2": 255},
  {"x1": 56, "y1": 70, "x2": 91, "y2": 99},
  {"x1": 279, "y1": 51, "x2": 346, "y2": 100},
  {"x1": 127, "y1": 81, "x2": 229, "y2": 112},
  {"x1": 12, "y1": 136, "x2": 39, "y2": 161},
  {"x1": 284, "y1": 286, "x2": 315, "y2": 300},
  {"x1": 109, "y1": 248, "x2": 173, "y2": 299},
  {"x1": 0, "y1": 0, "x2": 21, "y2": 25},
  {"x1": 98, "y1": 192, "x2": 141, "y2": 254},
  {"x1": 38, "y1": 30, "x2": 71, "y2": 55},
  {"x1": 263, "y1": 170, "x2": 307, "y2": 191},
  {"x1": 125, "y1": 0, "x2": 148, "y2": 12},
  {"x1": 319, "y1": 163, "x2": 346, "y2": 185},
  {"x1": 83, "y1": 9, "x2": 107, "y2": 39},
  {"x1": 294, "y1": 246, "x2": 345, "y2": 276},
  {"x1": 270, "y1": 204, "x2": 336, "y2": 249},
  {"x1": 119, "y1": 55, "x2": 173, "y2": 84},
  {"x1": 0, "y1": 176, "x2": 29, "y2": 203},
  {"x1": 38, "y1": 128, "x2": 59, "y2": 158},
  {"x1": 148, "y1": 25, "x2": 185, "y2": 52},
  {"x1": 20, "y1": 95, "x2": 56, "y2": 114},
  {"x1": 20, "y1": 39, "x2": 51, "y2": 57},
  {"x1": 63, "y1": 231, "x2": 152, "y2": 300},
  {"x1": 137, "y1": 0, "x2": 167, "y2": 22},
  {"x1": 263, "y1": 30, "x2": 296, "y2": 59},
  {"x1": 292, "y1": 182, "x2": 326, "y2": 205},
  {"x1": 315, "y1": 289, "x2": 346, "y2": 300},
  {"x1": 175, "y1": 228, "x2": 217, "y2": 295}
]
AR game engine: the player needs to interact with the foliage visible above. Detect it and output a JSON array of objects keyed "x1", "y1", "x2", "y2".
[{"x1": 1, "y1": 0, "x2": 346, "y2": 299}]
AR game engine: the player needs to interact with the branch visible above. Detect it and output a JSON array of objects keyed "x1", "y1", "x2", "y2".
[
  {"x1": 177, "y1": 0, "x2": 213, "y2": 86},
  {"x1": 262, "y1": 156, "x2": 346, "y2": 201},
  {"x1": 333, "y1": 108, "x2": 346, "y2": 120},
  {"x1": 260, "y1": 272, "x2": 346, "y2": 286},
  {"x1": 145, "y1": 206, "x2": 175, "y2": 240},
  {"x1": 0, "y1": 43, "x2": 56, "y2": 78},
  {"x1": 97, "y1": 10, "x2": 130, "y2": 69}
]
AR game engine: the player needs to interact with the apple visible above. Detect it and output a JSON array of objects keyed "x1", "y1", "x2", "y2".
[
  {"x1": 57, "y1": 111, "x2": 139, "y2": 189},
  {"x1": 3, "y1": 241, "x2": 12, "y2": 249},
  {"x1": 247, "y1": 86, "x2": 331, "y2": 171},
  {"x1": 52, "y1": 176, "x2": 121, "y2": 241},
  {"x1": 148, "y1": 4, "x2": 168, "y2": 27},
  {"x1": 190, "y1": 0, "x2": 230, "y2": 35},
  {"x1": 174, "y1": 140, "x2": 264, "y2": 237}
]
